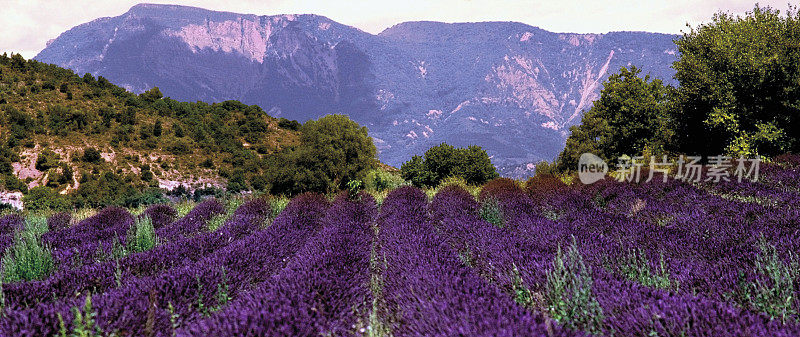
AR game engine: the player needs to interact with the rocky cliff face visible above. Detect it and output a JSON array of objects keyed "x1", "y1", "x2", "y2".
[{"x1": 36, "y1": 4, "x2": 679, "y2": 176}]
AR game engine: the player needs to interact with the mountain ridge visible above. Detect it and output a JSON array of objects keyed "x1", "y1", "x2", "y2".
[{"x1": 35, "y1": 3, "x2": 680, "y2": 176}]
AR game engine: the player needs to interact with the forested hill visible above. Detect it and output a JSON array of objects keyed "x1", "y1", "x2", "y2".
[{"x1": 0, "y1": 53, "x2": 303, "y2": 207}]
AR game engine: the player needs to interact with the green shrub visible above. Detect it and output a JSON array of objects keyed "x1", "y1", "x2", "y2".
[
  {"x1": 81, "y1": 147, "x2": 102, "y2": 163},
  {"x1": 277, "y1": 118, "x2": 301, "y2": 131},
  {"x1": 2, "y1": 174, "x2": 27, "y2": 192},
  {"x1": 35, "y1": 148, "x2": 61, "y2": 171},
  {"x1": 363, "y1": 169, "x2": 407, "y2": 192},
  {"x1": 2, "y1": 220, "x2": 55, "y2": 282},
  {"x1": 23, "y1": 186, "x2": 71, "y2": 212},
  {"x1": 346, "y1": 179, "x2": 363, "y2": 199},
  {"x1": 140, "y1": 86, "x2": 163, "y2": 102},
  {"x1": 75, "y1": 174, "x2": 165, "y2": 208},
  {"x1": 545, "y1": 238, "x2": 604, "y2": 335},
  {"x1": 153, "y1": 120, "x2": 163, "y2": 137},
  {"x1": 534, "y1": 160, "x2": 559, "y2": 176},
  {"x1": 173, "y1": 124, "x2": 185, "y2": 138},
  {"x1": 199, "y1": 158, "x2": 214, "y2": 169},
  {"x1": 167, "y1": 141, "x2": 191, "y2": 155},
  {"x1": 127, "y1": 216, "x2": 159, "y2": 253}
]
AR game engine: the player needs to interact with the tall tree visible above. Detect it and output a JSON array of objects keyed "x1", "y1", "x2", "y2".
[
  {"x1": 557, "y1": 66, "x2": 673, "y2": 171},
  {"x1": 673, "y1": 5, "x2": 800, "y2": 157},
  {"x1": 266, "y1": 114, "x2": 377, "y2": 195}
]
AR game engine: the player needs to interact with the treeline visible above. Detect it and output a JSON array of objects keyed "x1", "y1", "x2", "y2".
[
  {"x1": 550, "y1": 6, "x2": 800, "y2": 172},
  {"x1": 0, "y1": 54, "x2": 380, "y2": 210}
]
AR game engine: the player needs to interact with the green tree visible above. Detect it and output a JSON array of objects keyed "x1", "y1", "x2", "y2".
[
  {"x1": 456, "y1": 145, "x2": 501, "y2": 185},
  {"x1": 81, "y1": 147, "x2": 103, "y2": 164},
  {"x1": 140, "y1": 87, "x2": 163, "y2": 102},
  {"x1": 557, "y1": 66, "x2": 674, "y2": 171},
  {"x1": 673, "y1": 5, "x2": 800, "y2": 157},
  {"x1": 400, "y1": 143, "x2": 498, "y2": 187},
  {"x1": 297, "y1": 114, "x2": 377, "y2": 190},
  {"x1": 278, "y1": 118, "x2": 301, "y2": 131},
  {"x1": 82, "y1": 147, "x2": 103, "y2": 163},
  {"x1": 266, "y1": 114, "x2": 377, "y2": 195},
  {"x1": 153, "y1": 120, "x2": 163, "y2": 137},
  {"x1": 35, "y1": 149, "x2": 61, "y2": 171},
  {"x1": 10, "y1": 53, "x2": 26, "y2": 72},
  {"x1": 399, "y1": 155, "x2": 429, "y2": 187}
]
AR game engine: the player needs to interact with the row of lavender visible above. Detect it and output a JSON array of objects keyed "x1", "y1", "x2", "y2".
[
  {"x1": 0, "y1": 194, "x2": 332, "y2": 336},
  {"x1": 178, "y1": 192, "x2": 377, "y2": 335},
  {"x1": 375, "y1": 186, "x2": 571, "y2": 336}
]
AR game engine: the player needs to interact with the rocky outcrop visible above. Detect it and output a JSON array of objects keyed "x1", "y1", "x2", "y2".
[{"x1": 36, "y1": 4, "x2": 678, "y2": 176}]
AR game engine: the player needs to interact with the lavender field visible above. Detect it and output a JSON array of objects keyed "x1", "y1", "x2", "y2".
[{"x1": 0, "y1": 156, "x2": 799, "y2": 336}]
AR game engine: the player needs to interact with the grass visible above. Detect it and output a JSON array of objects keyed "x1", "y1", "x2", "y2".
[
  {"x1": 206, "y1": 197, "x2": 243, "y2": 232},
  {"x1": 542, "y1": 208, "x2": 563, "y2": 221},
  {"x1": 128, "y1": 205, "x2": 148, "y2": 216},
  {"x1": 168, "y1": 301, "x2": 180, "y2": 336},
  {"x1": 206, "y1": 214, "x2": 228, "y2": 232},
  {"x1": 24, "y1": 214, "x2": 49, "y2": 237},
  {"x1": 269, "y1": 196, "x2": 290, "y2": 219},
  {"x1": 511, "y1": 264, "x2": 535, "y2": 309},
  {"x1": 71, "y1": 208, "x2": 97, "y2": 226},
  {"x1": 423, "y1": 176, "x2": 482, "y2": 201},
  {"x1": 367, "y1": 241, "x2": 392, "y2": 337},
  {"x1": 367, "y1": 189, "x2": 390, "y2": 206},
  {"x1": 214, "y1": 267, "x2": 230, "y2": 311},
  {"x1": 175, "y1": 200, "x2": 196, "y2": 218}
]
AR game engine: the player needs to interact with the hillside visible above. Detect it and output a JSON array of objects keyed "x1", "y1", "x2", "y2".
[
  {"x1": 0, "y1": 53, "x2": 300, "y2": 207},
  {"x1": 35, "y1": 3, "x2": 680, "y2": 176}
]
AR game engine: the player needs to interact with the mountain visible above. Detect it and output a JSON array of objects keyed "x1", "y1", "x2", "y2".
[{"x1": 36, "y1": 3, "x2": 679, "y2": 176}]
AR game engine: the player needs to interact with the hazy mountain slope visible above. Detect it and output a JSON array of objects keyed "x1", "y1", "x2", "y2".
[{"x1": 36, "y1": 3, "x2": 679, "y2": 176}]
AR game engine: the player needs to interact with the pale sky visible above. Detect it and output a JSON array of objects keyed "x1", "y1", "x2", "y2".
[{"x1": 0, "y1": 0, "x2": 792, "y2": 59}]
